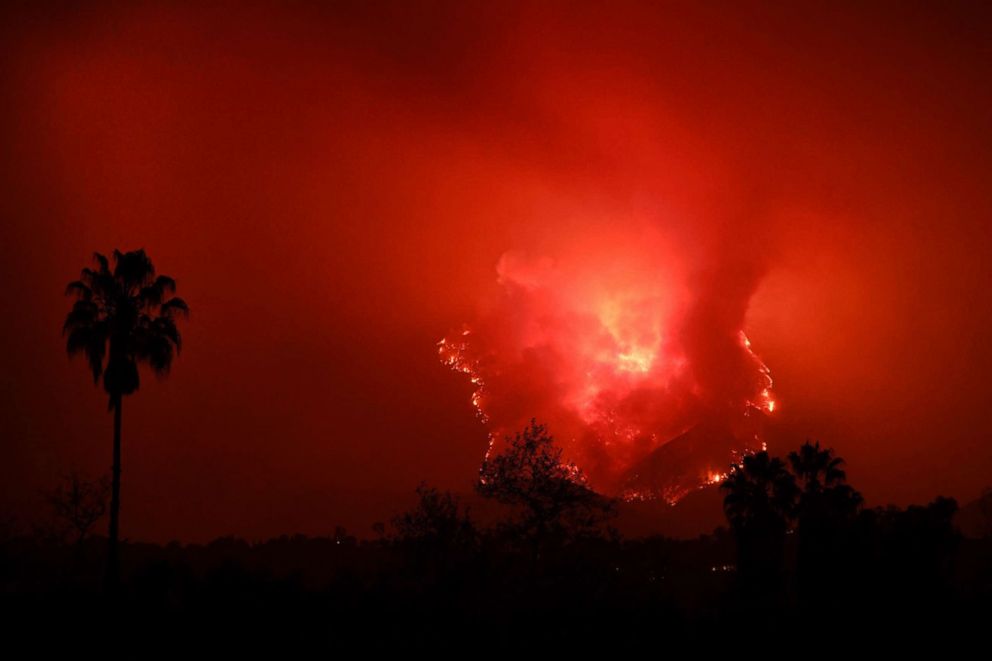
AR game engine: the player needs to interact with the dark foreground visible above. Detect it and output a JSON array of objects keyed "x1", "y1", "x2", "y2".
[{"x1": 3, "y1": 519, "x2": 991, "y2": 654}]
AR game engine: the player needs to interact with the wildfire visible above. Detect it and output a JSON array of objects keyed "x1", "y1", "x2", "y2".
[
  {"x1": 437, "y1": 331, "x2": 485, "y2": 420},
  {"x1": 439, "y1": 245, "x2": 777, "y2": 501},
  {"x1": 741, "y1": 331, "x2": 776, "y2": 415}
]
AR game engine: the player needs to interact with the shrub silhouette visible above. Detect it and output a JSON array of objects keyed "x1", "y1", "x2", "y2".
[
  {"x1": 44, "y1": 472, "x2": 110, "y2": 546},
  {"x1": 394, "y1": 484, "x2": 475, "y2": 554}
]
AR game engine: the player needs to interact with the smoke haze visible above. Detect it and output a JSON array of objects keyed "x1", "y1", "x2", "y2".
[{"x1": 1, "y1": 1, "x2": 991, "y2": 540}]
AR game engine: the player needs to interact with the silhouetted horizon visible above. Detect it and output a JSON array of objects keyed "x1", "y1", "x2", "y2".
[{"x1": 2, "y1": 0, "x2": 991, "y2": 649}]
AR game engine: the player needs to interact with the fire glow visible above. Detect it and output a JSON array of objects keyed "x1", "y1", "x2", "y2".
[{"x1": 440, "y1": 235, "x2": 776, "y2": 502}]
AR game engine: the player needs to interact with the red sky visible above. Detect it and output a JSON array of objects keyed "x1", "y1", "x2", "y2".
[{"x1": 1, "y1": 1, "x2": 991, "y2": 542}]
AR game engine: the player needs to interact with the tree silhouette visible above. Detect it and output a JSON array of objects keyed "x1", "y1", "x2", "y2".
[
  {"x1": 393, "y1": 483, "x2": 477, "y2": 583},
  {"x1": 788, "y1": 440, "x2": 863, "y2": 528},
  {"x1": 393, "y1": 483, "x2": 476, "y2": 550},
  {"x1": 788, "y1": 440, "x2": 846, "y2": 493},
  {"x1": 45, "y1": 472, "x2": 110, "y2": 545},
  {"x1": 722, "y1": 451, "x2": 797, "y2": 532},
  {"x1": 720, "y1": 450, "x2": 798, "y2": 592},
  {"x1": 856, "y1": 495, "x2": 960, "y2": 615},
  {"x1": 476, "y1": 420, "x2": 614, "y2": 556},
  {"x1": 978, "y1": 486, "x2": 992, "y2": 538},
  {"x1": 787, "y1": 441, "x2": 863, "y2": 604},
  {"x1": 63, "y1": 249, "x2": 188, "y2": 590}
]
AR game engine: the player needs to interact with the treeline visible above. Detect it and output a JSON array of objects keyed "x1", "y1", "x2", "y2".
[{"x1": 2, "y1": 422, "x2": 991, "y2": 651}]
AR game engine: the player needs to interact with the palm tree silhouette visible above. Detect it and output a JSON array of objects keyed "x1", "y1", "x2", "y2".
[
  {"x1": 63, "y1": 249, "x2": 188, "y2": 590},
  {"x1": 721, "y1": 451, "x2": 798, "y2": 590},
  {"x1": 787, "y1": 440, "x2": 862, "y2": 519},
  {"x1": 788, "y1": 441, "x2": 846, "y2": 494},
  {"x1": 786, "y1": 441, "x2": 862, "y2": 604},
  {"x1": 722, "y1": 451, "x2": 798, "y2": 531}
]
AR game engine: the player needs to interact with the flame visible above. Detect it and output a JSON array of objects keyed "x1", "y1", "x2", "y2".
[
  {"x1": 740, "y1": 331, "x2": 776, "y2": 415},
  {"x1": 704, "y1": 470, "x2": 728, "y2": 485}
]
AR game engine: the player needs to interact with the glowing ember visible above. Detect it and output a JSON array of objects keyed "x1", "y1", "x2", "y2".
[
  {"x1": 705, "y1": 470, "x2": 728, "y2": 485},
  {"x1": 440, "y1": 241, "x2": 776, "y2": 501}
]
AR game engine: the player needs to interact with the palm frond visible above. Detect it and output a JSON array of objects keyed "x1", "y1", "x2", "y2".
[
  {"x1": 113, "y1": 248, "x2": 155, "y2": 292},
  {"x1": 137, "y1": 275, "x2": 179, "y2": 308},
  {"x1": 86, "y1": 333, "x2": 107, "y2": 382},
  {"x1": 154, "y1": 275, "x2": 176, "y2": 294},
  {"x1": 65, "y1": 280, "x2": 92, "y2": 300},
  {"x1": 138, "y1": 286, "x2": 162, "y2": 307},
  {"x1": 80, "y1": 266, "x2": 117, "y2": 300},
  {"x1": 154, "y1": 316, "x2": 182, "y2": 352},
  {"x1": 145, "y1": 333, "x2": 175, "y2": 372},
  {"x1": 160, "y1": 297, "x2": 190, "y2": 319},
  {"x1": 132, "y1": 314, "x2": 181, "y2": 373},
  {"x1": 93, "y1": 252, "x2": 110, "y2": 273},
  {"x1": 65, "y1": 323, "x2": 107, "y2": 382},
  {"x1": 62, "y1": 300, "x2": 99, "y2": 333}
]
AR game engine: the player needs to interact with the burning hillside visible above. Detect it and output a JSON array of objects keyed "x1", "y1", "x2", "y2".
[{"x1": 440, "y1": 232, "x2": 775, "y2": 501}]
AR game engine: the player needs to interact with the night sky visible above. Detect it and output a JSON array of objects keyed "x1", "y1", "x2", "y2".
[{"x1": 2, "y1": 1, "x2": 991, "y2": 542}]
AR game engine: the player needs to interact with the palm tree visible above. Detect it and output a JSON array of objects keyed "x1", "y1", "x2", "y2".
[
  {"x1": 721, "y1": 451, "x2": 798, "y2": 589},
  {"x1": 786, "y1": 441, "x2": 862, "y2": 604},
  {"x1": 722, "y1": 451, "x2": 798, "y2": 532},
  {"x1": 787, "y1": 441, "x2": 846, "y2": 495},
  {"x1": 63, "y1": 249, "x2": 188, "y2": 590},
  {"x1": 787, "y1": 440, "x2": 862, "y2": 520}
]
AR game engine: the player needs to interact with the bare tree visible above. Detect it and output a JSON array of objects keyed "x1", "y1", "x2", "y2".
[{"x1": 45, "y1": 472, "x2": 111, "y2": 545}]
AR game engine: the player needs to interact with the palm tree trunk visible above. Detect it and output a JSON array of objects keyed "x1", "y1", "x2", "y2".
[{"x1": 105, "y1": 395, "x2": 122, "y2": 594}]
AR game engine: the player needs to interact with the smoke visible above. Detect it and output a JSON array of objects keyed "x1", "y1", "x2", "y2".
[
  {"x1": 440, "y1": 221, "x2": 776, "y2": 497},
  {"x1": 4, "y1": 1, "x2": 988, "y2": 540}
]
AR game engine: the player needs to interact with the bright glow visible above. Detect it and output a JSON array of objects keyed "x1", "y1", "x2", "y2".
[{"x1": 704, "y1": 470, "x2": 728, "y2": 485}]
